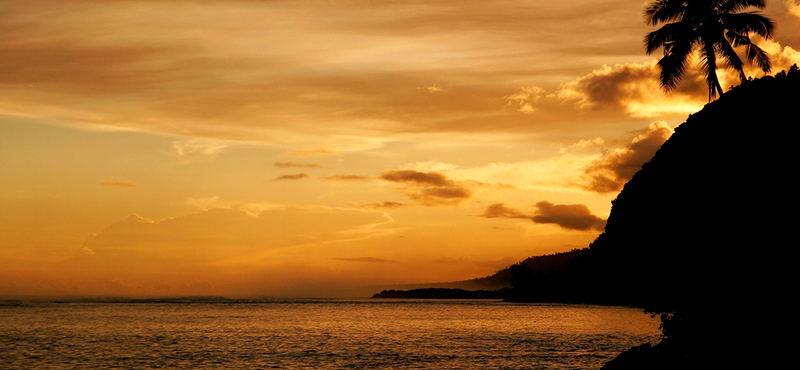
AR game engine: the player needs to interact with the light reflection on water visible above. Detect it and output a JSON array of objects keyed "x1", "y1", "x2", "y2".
[{"x1": 0, "y1": 299, "x2": 660, "y2": 369}]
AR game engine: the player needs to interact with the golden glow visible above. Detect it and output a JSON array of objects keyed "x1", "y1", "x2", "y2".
[{"x1": 1, "y1": 0, "x2": 798, "y2": 297}]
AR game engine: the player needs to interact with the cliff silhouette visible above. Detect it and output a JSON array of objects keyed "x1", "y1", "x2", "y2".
[
  {"x1": 370, "y1": 248, "x2": 585, "y2": 297},
  {"x1": 586, "y1": 66, "x2": 799, "y2": 368},
  {"x1": 372, "y1": 67, "x2": 797, "y2": 366}
]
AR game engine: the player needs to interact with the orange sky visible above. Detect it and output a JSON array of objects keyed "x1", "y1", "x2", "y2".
[{"x1": 2, "y1": 0, "x2": 799, "y2": 297}]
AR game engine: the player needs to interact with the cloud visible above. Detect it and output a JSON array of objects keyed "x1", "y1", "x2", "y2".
[
  {"x1": 185, "y1": 196, "x2": 223, "y2": 210},
  {"x1": 379, "y1": 169, "x2": 472, "y2": 206},
  {"x1": 274, "y1": 162, "x2": 323, "y2": 168},
  {"x1": 331, "y1": 257, "x2": 394, "y2": 263},
  {"x1": 751, "y1": 38, "x2": 800, "y2": 74},
  {"x1": 788, "y1": 1, "x2": 800, "y2": 19},
  {"x1": 362, "y1": 201, "x2": 407, "y2": 209},
  {"x1": 559, "y1": 137, "x2": 605, "y2": 155},
  {"x1": 555, "y1": 61, "x2": 707, "y2": 117},
  {"x1": 274, "y1": 173, "x2": 309, "y2": 181},
  {"x1": 320, "y1": 174, "x2": 371, "y2": 182},
  {"x1": 555, "y1": 40, "x2": 800, "y2": 119},
  {"x1": 173, "y1": 139, "x2": 228, "y2": 159},
  {"x1": 480, "y1": 203, "x2": 530, "y2": 219},
  {"x1": 532, "y1": 201, "x2": 606, "y2": 231},
  {"x1": 0, "y1": 0, "x2": 676, "y2": 145},
  {"x1": 81, "y1": 206, "x2": 394, "y2": 264},
  {"x1": 506, "y1": 86, "x2": 545, "y2": 114},
  {"x1": 102, "y1": 178, "x2": 139, "y2": 188},
  {"x1": 282, "y1": 148, "x2": 339, "y2": 158},
  {"x1": 580, "y1": 121, "x2": 674, "y2": 193},
  {"x1": 480, "y1": 201, "x2": 606, "y2": 231},
  {"x1": 419, "y1": 85, "x2": 443, "y2": 92},
  {"x1": 570, "y1": 137, "x2": 604, "y2": 148}
]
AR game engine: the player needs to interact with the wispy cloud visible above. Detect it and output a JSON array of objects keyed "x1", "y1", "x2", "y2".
[
  {"x1": 787, "y1": 0, "x2": 800, "y2": 19},
  {"x1": 380, "y1": 169, "x2": 472, "y2": 206},
  {"x1": 102, "y1": 178, "x2": 139, "y2": 188},
  {"x1": 321, "y1": 174, "x2": 371, "y2": 182},
  {"x1": 362, "y1": 201, "x2": 407, "y2": 209},
  {"x1": 506, "y1": 86, "x2": 545, "y2": 114},
  {"x1": 282, "y1": 148, "x2": 339, "y2": 158},
  {"x1": 81, "y1": 206, "x2": 394, "y2": 263},
  {"x1": 274, "y1": 173, "x2": 309, "y2": 181},
  {"x1": 480, "y1": 203, "x2": 531, "y2": 219},
  {"x1": 274, "y1": 162, "x2": 323, "y2": 168},
  {"x1": 481, "y1": 201, "x2": 606, "y2": 231},
  {"x1": 331, "y1": 257, "x2": 394, "y2": 263},
  {"x1": 173, "y1": 139, "x2": 228, "y2": 159},
  {"x1": 419, "y1": 85, "x2": 443, "y2": 92}
]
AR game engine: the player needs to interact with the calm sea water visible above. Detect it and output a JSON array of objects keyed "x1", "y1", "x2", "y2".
[{"x1": 0, "y1": 299, "x2": 660, "y2": 369}]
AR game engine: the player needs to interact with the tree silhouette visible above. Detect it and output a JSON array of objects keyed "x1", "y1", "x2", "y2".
[{"x1": 644, "y1": 0, "x2": 774, "y2": 100}]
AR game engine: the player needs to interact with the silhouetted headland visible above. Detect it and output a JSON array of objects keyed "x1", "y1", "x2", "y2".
[
  {"x1": 370, "y1": 248, "x2": 584, "y2": 299},
  {"x1": 371, "y1": 288, "x2": 510, "y2": 299},
  {"x1": 373, "y1": 66, "x2": 799, "y2": 368},
  {"x1": 591, "y1": 64, "x2": 799, "y2": 369}
]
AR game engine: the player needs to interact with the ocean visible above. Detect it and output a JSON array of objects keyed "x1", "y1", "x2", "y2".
[{"x1": 0, "y1": 299, "x2": 661, "y2": 369}]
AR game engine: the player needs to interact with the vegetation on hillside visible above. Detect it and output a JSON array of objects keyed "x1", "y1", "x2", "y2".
[{"x1": 644, "y1": 0, "x2": 774, "y2": 100}]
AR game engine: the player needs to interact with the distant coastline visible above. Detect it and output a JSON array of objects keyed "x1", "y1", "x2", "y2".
[{"x1": 371, "y1": 288, "x2": 511, "y2": 299}]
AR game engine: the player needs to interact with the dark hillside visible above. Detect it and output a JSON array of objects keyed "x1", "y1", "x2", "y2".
[
  {"x1": 374, "y1": 248, "x2": 585, "y2": 293},
  {"x1": 578, "y1": 67, "x2": 799, "y2": 368}
]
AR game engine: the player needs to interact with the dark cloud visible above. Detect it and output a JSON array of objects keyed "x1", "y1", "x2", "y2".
[
  {"x1": 274, "y1": 162, "x2": 323, "y2": 168},
  {"x1": 480, "y1": 203, "x2": 530, "y2": 219},
  {"x1": 274, "y1": 173, "x2": 309, "y2": 181},
  {"x1": 379, "y1": 170, "x2": 472, "y2": 206},
  {"x1": 532, "y1": 201, "x2": 606, "y2": 231},
  {"x1": 321, "y1": 174, "x2": 371, "y2": 182},
  {"x1": 480, "y1": 201, "x2": 606, "y2": 231},
  {"x1": 380, "y1": 170, "x2": 453, "y2": 186},
  {"x1": 581, "y1": 121, "x2": 673, "y2": 193},
  {"x1": 362, "y1": 201, "x2": 407, "y2": 209}
]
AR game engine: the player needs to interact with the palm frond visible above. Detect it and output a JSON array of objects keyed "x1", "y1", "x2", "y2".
[
  {"x1": 645, "y1": 0, "x2": 686, "y2": 25},
  {"x1": 716, "y1": 41, "x2": 747, "y2": 81},
  {"x1": 644, "y1": 22, "x2": 694, "y2": 54},
  {"x1": 718, "y1": 0, "x2": 767, "y2": 14},
  {"x1": 699, "y1": 42, "x2": 724, "y2": 100},
  {"x1": 658, "y1": 40, "x2": 693, "y2": 93},
  {"x1": 644, "y1": 0, "x2": 773, "y2": 99},
  {"x1": 725, "y1": 29, "x2": 751, "y2": 47},
  {"x1": 745, "y1": 43, "x2": 771, "y2": 72},
  {"x1": 720, "y1": 12, "x2": 774, "y2": 39}
]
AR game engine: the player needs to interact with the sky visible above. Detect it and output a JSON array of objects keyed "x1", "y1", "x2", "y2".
[{"x1": 2, "y1": 0, "x2": 799, "y2": 298}]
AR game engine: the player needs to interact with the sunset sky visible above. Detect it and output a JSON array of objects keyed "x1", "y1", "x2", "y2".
[{"x1": 2, "y1": 0, "x2": 799, "y2": 297}]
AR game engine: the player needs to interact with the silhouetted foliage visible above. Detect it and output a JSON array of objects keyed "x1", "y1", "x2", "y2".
[{"x1": 644, "y1": 0, "x2": 774, "y2": 100}]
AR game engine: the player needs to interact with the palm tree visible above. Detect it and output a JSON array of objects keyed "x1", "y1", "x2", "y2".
[{"x1": 644, "y1": 0, "x2": 775, "y2": 100}]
